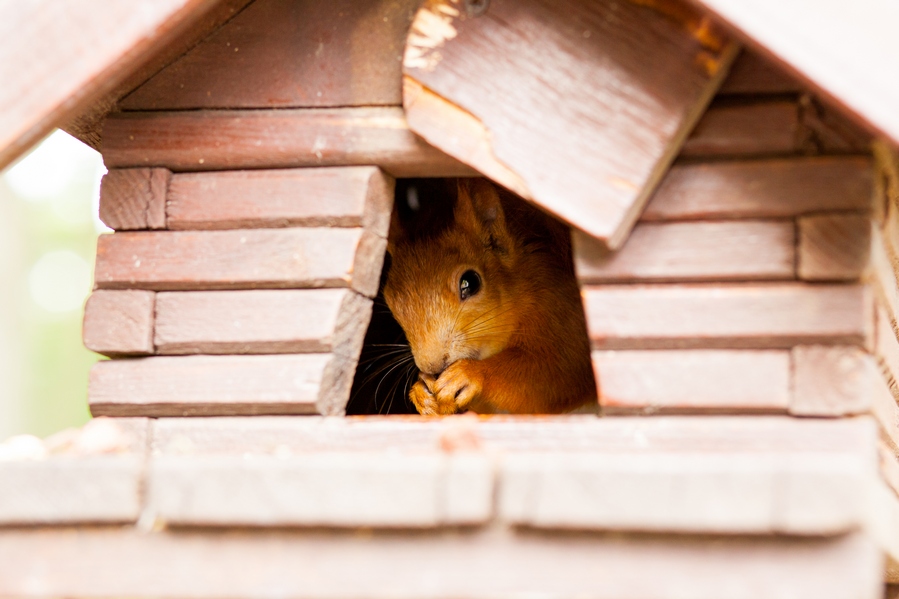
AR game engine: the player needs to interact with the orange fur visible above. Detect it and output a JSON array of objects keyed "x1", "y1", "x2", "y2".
[{"x1": 383, "y1": 178, "x2": 596, "y2": 415}]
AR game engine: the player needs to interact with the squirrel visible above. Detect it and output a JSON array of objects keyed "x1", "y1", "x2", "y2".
[{"x1": 383, "y1": 178, "x2": 597, "y2": 415}]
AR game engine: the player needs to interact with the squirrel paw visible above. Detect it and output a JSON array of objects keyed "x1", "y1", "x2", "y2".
[
  {"x1": 409, "y1": 376, "x2": 454, "y2": 416},
  {"x1": 409, "y1": 362, "x2": 484, "y2": 415}
]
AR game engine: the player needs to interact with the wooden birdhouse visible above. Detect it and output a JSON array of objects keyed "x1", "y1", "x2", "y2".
[{"x1": 2, "y1": 0, "x2": 899, "y2": 597}]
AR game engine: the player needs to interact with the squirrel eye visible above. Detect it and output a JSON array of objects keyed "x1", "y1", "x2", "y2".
[{"x1": 459, "y1": 270, "x2": 482, "y2": 300}]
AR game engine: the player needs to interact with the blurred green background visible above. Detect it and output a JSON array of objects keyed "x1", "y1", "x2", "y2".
[{"x1": 0, "y1": 130, "x2": 106, "y2": 441}]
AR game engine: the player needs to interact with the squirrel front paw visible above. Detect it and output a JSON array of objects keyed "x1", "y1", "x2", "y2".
[{"x1": 409, "y1": 361, "x2": 484, "y2": 415}]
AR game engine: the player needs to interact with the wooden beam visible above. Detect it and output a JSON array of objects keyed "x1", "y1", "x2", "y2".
[
  {"x1": 718, "y1": 50, "x2": 802, "y2": 95},
  {"x1": 402, "y1": 0, "x2": 738, "y2": 249},
  {"x1": 99, "y1": 168, "x2": 170, "y2": 231},
  {"x1": 0, "y1": 0, "x2": 229, "y2": 170},
  {"x1": 100, "y1": 108, "x2": 475, "y2": 178}
]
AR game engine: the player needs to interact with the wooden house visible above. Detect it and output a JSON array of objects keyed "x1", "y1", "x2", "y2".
[{"x1": 2, "y1": 0, "x2": 899, "y2": 597}]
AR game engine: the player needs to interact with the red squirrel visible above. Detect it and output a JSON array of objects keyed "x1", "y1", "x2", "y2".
[{"x1": 383, "y1": 178, "x2": 596, "y2": 415}]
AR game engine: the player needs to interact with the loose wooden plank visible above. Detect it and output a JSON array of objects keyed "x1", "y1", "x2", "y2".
[
  {"x1": 121, "y1": 0, "x2": 422, "y2": 110},
  {"x1": 99, "y1": 168, "x2": 170, "y2": 230},
  {"x1": 0, "y1": 0, "x2": 225, "y2": 170},
  {"x1": 0, "y1": 528, "x2": 881, "y2": 599},
  {"x1": 403, "y1": 0, "x2": 737, "y2": 249},
  {"x1": 82, "y1": 290, "x2": 155, "y2": 357},
  {"x1": 798, "y1": 213, "x2": 871, "y2": 281},
  {"x1": 89, "y1": 353, "x2": 360, "y2": 417},
  {"x1": 149, "y1": 454, "x2": 492, "y2": 527},
  {"x1": 719, "y1": 50, "x2": 802, "y2": 95},
  {"x1": 680, "y1": 100, "x2": 799, "y2": 157},
  {"x1": 592, "y1": 350, "x2": 790, "y2": 413},
  {"x1": 154, "y1": 289, "x2": 371, "y2": 355},
  {"x1": 581, "y1": 283, "x2": 873, "y2": 350},
  {"x1": 100, "y1": 108, "x2": 475, "y2": 178},
  {"x1": 643, "y1": 156, "x2": 873, "y2": 221},
  {"x1": 93, "y1": 227, "x2": 385, "y2": 298},
  {"x1": 166, "y1": 166, "x2": 393, "y2": 234},
  {"x1": 574, "y1": 221, "x2": 794, "y2": 284}
]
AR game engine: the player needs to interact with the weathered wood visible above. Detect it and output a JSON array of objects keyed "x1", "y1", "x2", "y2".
[
  {"x1": 93, "y1": 227, "x2": 385, "y2": 297},
  {"x1": 89, "y1": 354, "x2": 359, "y2": 417},
  {"x1": 154, "y1": 289, "x2": 371, "y2": 355},
  {"x1": 149, "y1": 454, "x2": 492, "y2": 527},
  {"x1": 166, "y1": 166, "x2": 393, "y2": 234},
  {"x1": 0, "y1": 0, "x2": 225, "y2": 170},
  {"x1": 798, "y1": 213, "x2": 871, "y2": 281},
  {"x1": 681, "y1": 100, "x2": 799, "y2": 157},
  {"x1": 574, "y1": 221, "x2": 794, "y2": 283},
  {"x1": 403, "y1": 0, "x2": 737, "y2": 249},
  {"x1": 99, "y1": 168, "x2": 170, "y2": 230},
  {"x1": 582, "y1": 283, "x2": 873, "y2": 350},
  {"x1": 791, "y1": 346, "x2": 879, "y2": 416},
  {"x1": 592, "y1": 350, "x2": 790, "y2": 413},
  {"x1": 719, "y1": 50, "x2": 802, "y2": 95},
  {"x1": 643, "y1": 156, "x2": 873, "y2": 221},
  {"x1": 0, "y1": 528, "x2": 881, "y2": 599},
  {"x1": 122, "y1": 0, "x2": 422, "y2": 110},
  {"x1": 100, "y1": 108, "x2": 475, "y2": 178},
  {"x1": 82, "y1": 290, "x2": 155, "y2": 357}
]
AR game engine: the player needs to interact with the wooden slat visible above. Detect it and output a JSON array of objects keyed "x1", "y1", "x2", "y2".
[
  {"x1": 166, "y1": 166, "x2": 393, "y2": 233},
  {"x1": 592, "y1": 350, "x2": 790, "y2": 413},
  {"x1": 718, "y1": 50, "x2": 802, "y2": 95},
  {"x1": 99, "y1": 168, "x2": 169, "y2": 230},
  {"x1": 0, "y1": 0, "x2": 224, "y2": 170},
  {"x1": 574, "y1": 221, "x2": 794, "y2": 284},
  {"x1": 681, "y1": 100, "x2": 799, "y2": 157},
  {"x1": 89, "y1": 354, "x2": 358, "y2": 417},
  {"x1": 791, "y1": 346, "x2": 879, "y2": 417},
  {"x1": 0, "y1": 529, "x2": 881, "y2": 599},
  {"x1": 100, "y1": 108, "x2": 475, "y2": 178},
  {"x1": 154, "y1": 289, "x2": 371, "y2": 355},
  {"x1": 876, "y1": 303, "x2": 899, "y2": 390},
  {"x1": 582, "y1": 283, "x2": 873, "y2": 350},
  {"x1": 402, "y1": 0, "x2": 737, "y2": 249},
  {"x1": 121, "y1": 0, "x2": 422, "y2": 110},
  {"x1": 93, "y1": 227, "x2": 385, "y2": 297},
  {"x1": 82, "y1": 290, "x2": 155, "y2": 357},
  {"x1": 643, "y1": 156, "x2": 873, "y2": 221},
  {"x1": 798, "y1": 213, "x2": 871, "y2": 281},
  {"x1": 866, "y1": 227, "x2": 899, "y2": 327}
]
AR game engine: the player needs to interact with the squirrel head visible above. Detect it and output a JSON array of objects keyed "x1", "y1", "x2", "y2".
[{"x1": 384, "y1": 179, "x2": 520, "y2": 377}]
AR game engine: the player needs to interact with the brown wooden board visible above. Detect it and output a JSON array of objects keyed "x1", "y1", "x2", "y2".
[
  {"x1": 681, "y1": 100, "x2": 799, "y2": 157},
  {"x1": 82, "y1": 290, "x2": 155, "y2": 357},
  {"x1": 402, "y1": 0, "x2": 737, "y2": 249},
  {"x1": 93, "y1": 227, "x2": 385, "y2": 298},
  {"x1": 99, "y1": 168, "x2": 170, "y2": 230},
  {"x1": 89, "y1": 354, "x2": 357, "y2": 417},
  {"x1": 154, "y1": 289, "x2": 371, "y2": 355},
  {"x1": 798, "y1": 213, "x2": 871, "y2": 281},
  {"x1": 718, "y1": 50, "x2": 802, "y2": 95},
  {"x1": 574, "y1": 221, "x2": 794, "y2": 283},
  {"x1": 100, "y1": 108, "x2": 475, "y2": 178},
  {"x1": 592, "y1": 349, "x2": 790, "y2": 413},
  {"x1": 581, "y1": 283, "x2": 873, "y2": 350},
  {"x1": 121, "y1": 0, "x2": 422, "y2": 110},
  {"x1": 166, "y1": 166, "x2": 393, "y2": 233},
  {"x1": 643, "y1": 156, "x2": 873, "y2": 221}
]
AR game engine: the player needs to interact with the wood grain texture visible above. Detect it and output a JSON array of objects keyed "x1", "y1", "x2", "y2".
[
  {"x1": 798, "y1": 213, "x2": 871, "y2": 281},
  {"x1": 691, "y1": 0, "x2": 899, "y2": 145},
  {"x1": 82, "y1": 290, "x2": 155, "y2": 357},
  {"x1": 99, "y1": 168, "x2": 170, "y2": 230},
  {"x1": 574, "y1": 221, "x2": 794, "y2": 283},
  {"x1": 93, "y1": 227, "x2": 385, "y2": 298},
  {"x1": 403, "y1": 0, "x2": 737, "y2": 249},
  {"x1": 166, "y1": 166, "x2": 393, "y2": 234},
  {"x1": 0, "y1": 0, "x2": 223, "y2": 170},
  {"x1": 154, "y1": 289, "x2": 371, "y2": 356},
  {"x1": 719, "y1": 50, "x2": 802, "y2": 95},
  {"x1": 866, "y1": 227, "x2": 899, "y2": 328},
  {"x1": 89, "y1": 353, "x2": 359, "y2": 417},
  {"x1": 581, "y1": 283, "x2": 873, "y2": 350},
  {"x1": 681, "y1": 100, "x2": 799, "y2": 157},
  {"x1": 100, "y1": 108, "x2": 475, "y2": 178},
  {"x1": 876, "y1": 303, "x2": 899, "y2": 391},
  {"x1": 643, "y1": 156, "x2": 873, "y2": 221},
  {"x1": 592, "y1": 350, "x2": 790, "y2": 413},
  {"x1": 122, "y1": 0, "x2": 422, "y2": 110},
  {"x1": 0, "y1": 529, "x2": 881, "y2": 599}
]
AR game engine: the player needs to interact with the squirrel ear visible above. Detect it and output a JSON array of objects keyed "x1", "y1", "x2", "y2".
[{"x1": 455, "y1": 178, "x2": 512, "y2": 251}]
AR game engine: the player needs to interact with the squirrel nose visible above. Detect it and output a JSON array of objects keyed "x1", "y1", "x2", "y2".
[{"x1": 416, "y1": 354, "x2": 449, "y2": 378}]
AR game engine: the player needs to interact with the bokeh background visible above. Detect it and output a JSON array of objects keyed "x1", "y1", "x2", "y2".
[{"x1": 0, "y1": 131, "x2": 106, "y2": 440}]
